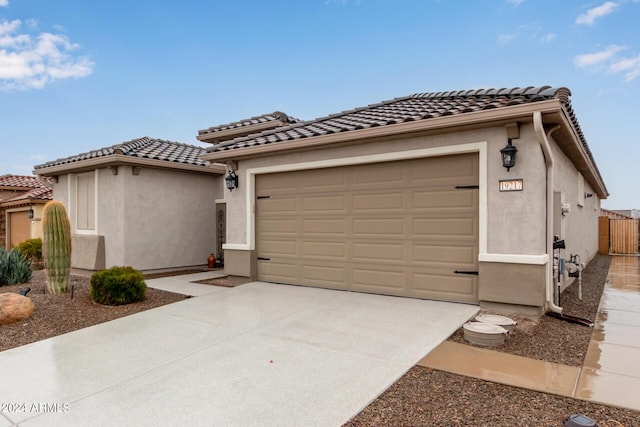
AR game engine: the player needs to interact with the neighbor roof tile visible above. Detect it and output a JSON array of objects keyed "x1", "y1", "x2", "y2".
[{"x1": 34, "y1": 137, "x2": 210, "y2": 170}]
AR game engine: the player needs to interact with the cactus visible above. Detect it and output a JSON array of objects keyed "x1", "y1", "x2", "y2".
[{"x1": 42, "y1": 201, "x2": 72, "y2": 294}]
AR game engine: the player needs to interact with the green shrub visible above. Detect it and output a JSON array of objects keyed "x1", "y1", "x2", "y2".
[
  {"x1": 0, "y1": 247, "x2": 33, "y2": 286},
  {"x1": 90, "y1": 266, "x2": 147, "y2": 305},
  {"x1": 15, "y1": 238, "x2": 43, "y2": 267}
]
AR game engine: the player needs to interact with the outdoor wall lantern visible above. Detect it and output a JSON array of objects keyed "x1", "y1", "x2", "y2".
[
  {"x1": 225, "y1": 170, "x2": 239, "y2": 191},
  {"x1": 28, "y1": 208, "x2": 34, "y2": 219},
  {"x1": 500, "y1": 138, "x2": 518, "y2": 172}
]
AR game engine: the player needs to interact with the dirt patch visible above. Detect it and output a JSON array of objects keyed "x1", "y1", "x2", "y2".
[{"x1": 193, "y1": 275, "x2": 253, "y2": 288}]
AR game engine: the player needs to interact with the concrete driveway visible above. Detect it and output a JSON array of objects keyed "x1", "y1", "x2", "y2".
[{"x1": 1, "y1": 279, "x2": 478, "y2": 427}]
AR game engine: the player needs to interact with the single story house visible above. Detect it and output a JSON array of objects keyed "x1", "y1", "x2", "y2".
[
  {"x1": 201, "y1": 86, "x2": 608, "y2": 315},
  {"x1": 34, "y1": 137, "x2": 225, "y2": 271},
  {"x1": 0, "y1": 174, "x2": 53, "y2": 249}
]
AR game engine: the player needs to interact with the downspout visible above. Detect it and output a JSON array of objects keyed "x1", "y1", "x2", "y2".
[{"x1": 533, "y1": 111, "x2": 563, "y2": 314}]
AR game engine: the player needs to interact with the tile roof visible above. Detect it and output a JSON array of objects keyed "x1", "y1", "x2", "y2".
[
  {"x1": 34, "y1": 137, "x2": 211, "y2": 170},
  {"x1": 3, "y1": 186, "x2": 53, "y2": 203},
  {"x1": 0, "y1": 174, "x2": 53, "y2": 189},
  {"x1": 197, "y1": 111, "x2": 301, "y2": 138},
  {"x1": 206, "y1": 86, "x2": 583, "y2": 153}
]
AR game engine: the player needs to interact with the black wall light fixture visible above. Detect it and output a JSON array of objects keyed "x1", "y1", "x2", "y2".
[
  {"x1": 28, "y1": 208, "x2": 34, "y2": 219},
  {"x1": 500, "y1": 138, "x2": 518, "y2": 171},
  {"x1": 225, "y1": 170, "x2": 239, "y2": 191}
]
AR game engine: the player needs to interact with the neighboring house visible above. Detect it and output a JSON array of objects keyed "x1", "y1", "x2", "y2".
[
  {"x1": 0, "y1": 174, "x2": 53, "y2": 248},
  {"x1": 34, "y1": 137, "x2": 225, "y2": 271},
  {"x1": 201, "y1": 86, "x2": 608, "y2": 315},
  {"x1": 600, "y1": 208, "x2": 633, "y2": 220}
]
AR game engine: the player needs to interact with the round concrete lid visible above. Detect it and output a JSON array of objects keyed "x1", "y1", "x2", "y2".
[
  {"x1": 463, "y1": 322, "x2": 508, "y2": 334},
  {"x1": 475, "y1": 314, "x2": 517, "y2": 327}
]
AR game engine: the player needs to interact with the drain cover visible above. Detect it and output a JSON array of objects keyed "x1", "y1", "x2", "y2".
[{"x1": 564, "y1": 414, "x2": 596, "y2": 427}]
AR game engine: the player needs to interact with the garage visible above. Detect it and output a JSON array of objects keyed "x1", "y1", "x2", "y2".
[
  {"x1": 256, "y1": 153, "x2": 479, "y2": 304},
  {"x1": 9, "y1": 210, "x2": 30, "y2": 248}
]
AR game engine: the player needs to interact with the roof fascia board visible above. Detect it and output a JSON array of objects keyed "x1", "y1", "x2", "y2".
[
  {"x1": 197, "y1": 120, "x2": 285, "y2": 143},
  {"x1": 556, "y1": 110, "x2": 608, "y2": 198},
  {"x1": 202, "y1": 100, "x2": 561, "y2": 162},
  {"x1": 0, "y1": 198, "x2": 47, "y2": 208},
  {"x1": 35, "y1": 154, "x2": 225, "y2": 176}
]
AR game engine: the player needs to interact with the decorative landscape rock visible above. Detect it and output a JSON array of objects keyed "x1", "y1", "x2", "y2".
[{"x1": 0, "y1": 292, "x2": 35, "y2": 325}]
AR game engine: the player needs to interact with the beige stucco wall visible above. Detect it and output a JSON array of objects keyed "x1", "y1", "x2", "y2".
[
  {"x1": 549, "y1": 135, "x2": 601, "y2": 289},
  {"x1": 52, "y1": 166, "x2": 222, "y2": 271}
]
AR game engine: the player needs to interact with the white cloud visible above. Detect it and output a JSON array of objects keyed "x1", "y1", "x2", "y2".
[
  {"x1": 0, "y1": 0, "x2": 8, "y2": 7},
  {"x1": 575, "y1": 45, "x2": 640, "y2": 82},
  {"x1": 609, "y1": 55, "x2": 640, "y2": 81},
  {"x1": 498, "y1": 32, "x2": 518, "y2": 44},
  {"x1": 506, "y1": 0, "x2": 526, "y2": 5},
  {"x1": 541, "y1": 33, "x2": 556, "y2": 43},
  {"x1": 574, "y1": 45, "x2": 625, "y2": 67},
  {"x1": 0, "y1": 19, "x2": 94, "y2": 90},
  {"x1": 576, "y1": 2, "x2": 619, "y2": 25}
]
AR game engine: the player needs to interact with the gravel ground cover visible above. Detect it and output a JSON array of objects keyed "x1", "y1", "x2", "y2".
[{"x1": 346, "y1": 254, "x2": 640, "y2": 426}]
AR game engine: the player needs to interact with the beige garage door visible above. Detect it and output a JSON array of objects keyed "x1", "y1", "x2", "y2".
[
  {"x1": 256, "y1": 153, "x2": 479, "y2": 304},
  {"x1": 10, "y1": 211, "x2": 30, "y2": 248}
]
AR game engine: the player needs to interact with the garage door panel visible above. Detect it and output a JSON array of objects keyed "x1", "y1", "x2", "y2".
[
  {"x1": 302, "y1": 195, "x2": 345, "y2": 212},
  {"x1": 259, "y1": 219, "x2": 297, "y2": 234},
  {"x1": 257, "y1": 261, "x2": 298, "y2": 284},
  {"x1": 256, "y1": 153, "x2": 479, "y2": 304},
  {"x1": 353, "y1": 193, "x2": 404, "y2": 211},
  {"x1": 353, "y1": 218, "x2": 404, "y2": 236},
  {"x1": 301, "y1": 169, "x2": 347, "y2": 192},
  {"x1": 412, "y1": 218, "x2": 475, "y2": 237},
  {"x1": 302, "y1": 265, "x2": 346, "y2": 286},
  {"x1": 259, "y1": 240, "x2": 298, "y2": 256},
  {"x1": 302, "y1": 241, "x2": 346, "y2": 258},
  {"x1": 351, "y1": 163, "x2": 405, "y2": 186},
  {"x1": 413, "y1": 245, "x2": 475, "y2": 265},
  {"x1": 259, "y1": 197, "x2": 297, "y2": 214},
  {"x1": 352, "y1": 268, "x2": 405, "y2": 291},
  {"x1": 302, "y1": 218, "x2": 346, "y2": 235},
  {"x1": 353, "y1": 242, "x2": 404, "y2": 262},
  {"x1": 413, "y1": 190, "x2": 474, "y2": 209},
  {"x1": 412, "y1": 273, "x2": 475, "y2": 294}
]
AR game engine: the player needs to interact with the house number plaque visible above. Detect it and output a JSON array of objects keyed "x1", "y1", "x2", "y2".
[{"x1": 499, "y1": 179, "x2": 523, "y2": 192}]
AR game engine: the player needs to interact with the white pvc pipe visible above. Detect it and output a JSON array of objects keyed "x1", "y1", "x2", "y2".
[{"x1": 533, "y1": 111, "x2": 563, "y2": 314}]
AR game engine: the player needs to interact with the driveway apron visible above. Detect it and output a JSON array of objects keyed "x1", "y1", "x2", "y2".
[{"x1": 0, "y1": 280, "x2": 478, "y2": 427}]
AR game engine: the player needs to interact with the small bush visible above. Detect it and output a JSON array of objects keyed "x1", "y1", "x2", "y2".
[
  {"x1": 15, "y1": 238, "x2": 43, "y2": 268},
  {"x1": 90, "y1": 266, "x2": 147, "y2": 305},
  {"x1": 0, "y1": 247, "x2": 33, "y2": 286}
]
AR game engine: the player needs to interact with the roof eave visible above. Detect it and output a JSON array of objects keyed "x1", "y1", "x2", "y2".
[
  {"x1": 0, "y1": 198, "x2": 49, "y2": 208},
  {"x1": 201, "y1": 100, "x2": 562, "y2": 163},
  {"x1": 34, "y1": 154, "x2": 225, "y2": 177}
]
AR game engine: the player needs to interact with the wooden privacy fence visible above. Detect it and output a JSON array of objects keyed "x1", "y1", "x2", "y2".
[{"x1": 599, "y1": 217, "x2": 639, "y2": 254}]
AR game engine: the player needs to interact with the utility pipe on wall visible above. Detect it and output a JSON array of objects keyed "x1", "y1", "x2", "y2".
[{"x1": 533, "y1": 111, "x2": 563, "y2": 314}]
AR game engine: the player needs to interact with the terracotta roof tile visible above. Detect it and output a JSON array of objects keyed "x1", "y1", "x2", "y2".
[
  {"x1": 206, "y1": 87, "x2": 594, "y2": 169},
  {"x1": 0, "y1": 174, "x2": 53, "y2": 189},
  {"x1": 34, "y1": 137, "x2": 210, "y2": 170},
  {"x1": 3, "y1": 186, "x2": 53, "y2": 203},
  {"x1": 197, "y1": 111, "x2": 301, "y2": 137}
]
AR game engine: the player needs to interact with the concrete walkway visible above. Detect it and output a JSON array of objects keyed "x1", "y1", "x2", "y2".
[
  {"x1": 419, "y1": 254, "x2": 640, "y2": 412},
  {"x1": 0, "y1": 274, "x2": 478, "y2": 426}
]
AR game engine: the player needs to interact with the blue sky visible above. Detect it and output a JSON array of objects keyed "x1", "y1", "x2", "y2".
[{"x1": 1, "y1": 0, "x2": 638, "y2": 210}]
